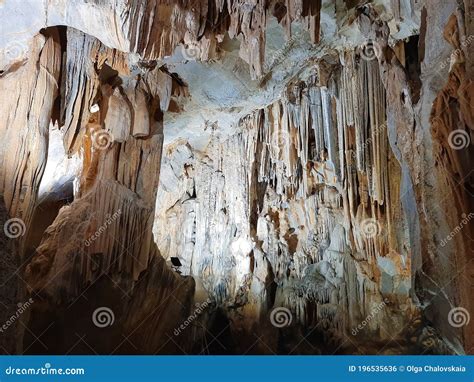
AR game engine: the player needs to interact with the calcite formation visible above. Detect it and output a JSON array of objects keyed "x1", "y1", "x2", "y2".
[{"x1": 0, "y1": 0, "x2": 472, "y2": 355}]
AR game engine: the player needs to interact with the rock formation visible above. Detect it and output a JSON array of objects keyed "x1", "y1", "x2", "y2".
[{"x1": 0, "y1": 0, "x2": 472, "y2": 355}]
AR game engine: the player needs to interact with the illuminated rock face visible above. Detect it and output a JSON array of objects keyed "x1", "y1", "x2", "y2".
[{"x1": 0, "y1": 0, "x2": 472, "y2": 355}]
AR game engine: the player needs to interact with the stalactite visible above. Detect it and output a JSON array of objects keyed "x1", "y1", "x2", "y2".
[
  {"x1": 151, "y1": 44, "x2": 409, "y2": 346},
  {"x1": 62, "y1": 29, "x2": 100, "y2": 155},
  {"x1": 118, "y1": 0, "x2": 322, "y2": 79}
]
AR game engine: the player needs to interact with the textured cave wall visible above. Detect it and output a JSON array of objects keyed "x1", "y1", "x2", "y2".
[
  {"x1": 19, "y1": 29, "x2": 200, "y2": 354},
  {"x1": 0, "y1": 199, "x2": 20, "y2": 354},
  {"x1": 152, "y1": 0, "x2": 474, "y2": 354},
  {"x1": 0, "y1": 0, "x2": 472, "y2": 355},
  {"x1": 420, "y1": 0, "x2": 474, "y2": 353},
  {"x1": 0, "y1": 31, "x2": 61, "y2": 234},
  {"x1": 0, "y1": 29, "x2": 62, "y2": 355},
  {"x1": 0, "y1": 23, "x2": 198, "y2": 354},
  {"x1": 154, "y1": 55, "x2": 419, "y2": 354}
]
